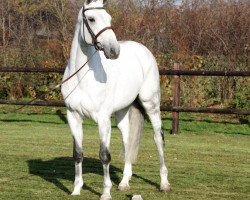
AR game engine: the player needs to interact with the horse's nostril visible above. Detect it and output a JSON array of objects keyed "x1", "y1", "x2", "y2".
[
  {"x1": 109, "y1": 46, "x2": 120, "y2": 59},
  {"x1": 110, "y1": 47, "x2": 116, "y2": 56}
]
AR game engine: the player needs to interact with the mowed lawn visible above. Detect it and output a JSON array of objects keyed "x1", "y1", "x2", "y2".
[{"x1": 0, "y1": 110, "x2": 249, "y2": 200}]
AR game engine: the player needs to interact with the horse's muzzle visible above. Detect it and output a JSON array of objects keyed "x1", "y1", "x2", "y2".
[{"x1": 104, "y1": 43, "x2": 120, "y2": 60}]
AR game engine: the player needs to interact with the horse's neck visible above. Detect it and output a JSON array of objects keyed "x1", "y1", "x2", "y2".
[
  {"x1": 67, "y1": 20, "x2": 106, "y2": 86},
  {"x1": 69, "y1": 21, "x2": 95, "y2": 72}
]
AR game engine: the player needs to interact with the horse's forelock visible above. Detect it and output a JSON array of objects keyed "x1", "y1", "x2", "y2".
[{"x1": 85, "y1": 0, "x2": 107, "y2": 5}]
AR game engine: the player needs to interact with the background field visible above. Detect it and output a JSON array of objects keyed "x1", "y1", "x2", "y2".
[{"x1": 0, "y1": 108, "x2": 249, "y2": 200}]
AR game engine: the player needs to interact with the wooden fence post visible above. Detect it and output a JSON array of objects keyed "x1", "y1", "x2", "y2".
[{"x1": 171, "y1": 63, "x2": 180, "y2": 135}]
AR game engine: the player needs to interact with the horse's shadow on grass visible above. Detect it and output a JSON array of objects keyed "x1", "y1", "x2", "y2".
[{"x1": 27, "y1": 157, "x2": 159, "y2": 197}]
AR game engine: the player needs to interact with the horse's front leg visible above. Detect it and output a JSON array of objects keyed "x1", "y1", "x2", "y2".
[
  {"x1": 98, "y1": 116, "x2": 112, "y2": 200},
  {"x1": 67, "y1": 110, "x2": 84, "y2": 195}
]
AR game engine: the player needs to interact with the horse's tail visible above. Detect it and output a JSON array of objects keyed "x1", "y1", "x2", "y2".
[{"x1": 126, "y1": 100, "x2": 145, "y2": 164}]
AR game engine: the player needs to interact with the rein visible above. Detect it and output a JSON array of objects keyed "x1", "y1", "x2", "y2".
[{"x1": 10, "y1": 6, "x2": 111, "y2": 112}]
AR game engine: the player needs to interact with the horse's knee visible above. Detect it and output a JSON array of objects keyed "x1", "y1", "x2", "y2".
[
  {"x1": 73, "y1": 142, "x2": 83, "y2": 163},
  {"x1": 99, "y1": 143, "x2": 111, "y2": 165},
  {"x1": 73, "y1": 146, "x2": 83, "y2": 163}
]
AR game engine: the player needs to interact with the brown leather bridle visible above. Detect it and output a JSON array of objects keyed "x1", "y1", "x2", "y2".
[{"x1": 82, "y1": 7, "x2": 113, "y2": 51}]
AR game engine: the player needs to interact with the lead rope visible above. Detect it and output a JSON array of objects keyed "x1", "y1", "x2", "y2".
[{"x1": 10, "y1": 50, "x2": 98, "y2": 113}]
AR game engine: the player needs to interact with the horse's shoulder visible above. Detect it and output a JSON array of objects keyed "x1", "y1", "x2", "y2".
[{"x1": 119, "y1": 41, "x2": 152, "y2": 57}]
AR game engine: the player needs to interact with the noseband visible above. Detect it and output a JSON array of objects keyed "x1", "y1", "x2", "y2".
[{"x1": 82, "y1": 7, "x2": 113, "y2": 51}]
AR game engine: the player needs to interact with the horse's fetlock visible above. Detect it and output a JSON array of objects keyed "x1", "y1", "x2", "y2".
[{"x1": 104, "y1": 181, "x2": 112, "y2": 188}]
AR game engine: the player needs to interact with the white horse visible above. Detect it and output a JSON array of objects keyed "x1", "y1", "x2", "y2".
[{"x1": 61, "y1": 0, "x2": 170, "y2": 199}]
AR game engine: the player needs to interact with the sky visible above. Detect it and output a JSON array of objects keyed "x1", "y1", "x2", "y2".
[{"x1": 174, "y1": 0, "x2": 183, "y2": 6}]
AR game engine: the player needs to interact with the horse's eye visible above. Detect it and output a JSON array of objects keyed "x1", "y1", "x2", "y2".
[{"x1": 88, "y1": 17, "x2": 95, "y2": 23}]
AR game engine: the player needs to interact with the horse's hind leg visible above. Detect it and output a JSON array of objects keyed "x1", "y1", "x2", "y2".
[
  {"x1": 139, "y1": 92, "x2": 171, "y2": 192},
  {"x1": 115, "y1": 108, "x2": 132, "y2": 191},
  {"x1": 115, "y1": 103, "x2": 144, "y2": 191},
  {"x1": 67, "y1": 110, "x2": 84, "y2": 195}
]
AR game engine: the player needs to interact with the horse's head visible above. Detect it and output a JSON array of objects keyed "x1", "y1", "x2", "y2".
[{"x1": 82, "y1": 0, "x2": 120, "y2": 59}]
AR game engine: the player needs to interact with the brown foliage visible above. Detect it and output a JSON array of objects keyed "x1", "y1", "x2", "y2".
[
  {"x1": 110, "y1": 0, "x2": 250, "y2": 71},
  {"x1": 0, "y1": 0, "x2": 249, "y2": 107},
  {"x1": 1, "y1": 0, "x2": 249, "y2": 69}
]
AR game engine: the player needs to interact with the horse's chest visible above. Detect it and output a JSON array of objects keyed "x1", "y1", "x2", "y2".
[{"x1": 63, "y1": 74, "x2": 108, "y2": 116}]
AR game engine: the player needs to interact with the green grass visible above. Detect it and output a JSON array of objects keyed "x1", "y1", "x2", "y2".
[{"x1": 0, "y1": 110, "x2": 249, "y2": 200}]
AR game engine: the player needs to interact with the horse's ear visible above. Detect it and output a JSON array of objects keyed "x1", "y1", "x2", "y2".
[{"x1": 85, "y1": 0, "x2": 92, "y2": 4}]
